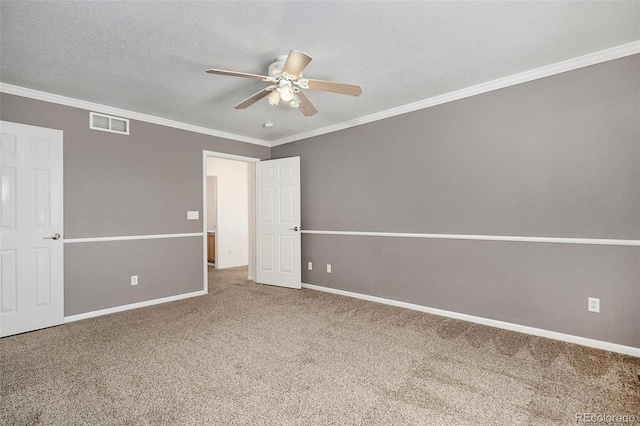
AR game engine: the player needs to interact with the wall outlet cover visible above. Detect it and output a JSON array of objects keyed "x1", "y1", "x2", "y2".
[
  {"x1": 308, "y1": 262, "x2": 313, "y2": 270},
  {"x1": 131, "y1": 275, "x2": 138, "y2": 286},
  {"x1": 187, "y1": 211, "x2": 199, "y2": 220},
  {"x1": 588, "y1": 297, "x2": 600, "y2": 313}
]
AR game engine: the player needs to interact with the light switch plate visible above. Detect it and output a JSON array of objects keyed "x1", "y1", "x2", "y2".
[{"x1": 187, "y1": 211, "x2": 199, "y2": 220}]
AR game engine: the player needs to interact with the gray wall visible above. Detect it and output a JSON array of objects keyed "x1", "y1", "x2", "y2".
[
  {"x1": 1, "y1": 93, "x2": 269, "y2": 315},
  {"x1": 272, "y1": 55, "x2": 640, "y2": 348}
]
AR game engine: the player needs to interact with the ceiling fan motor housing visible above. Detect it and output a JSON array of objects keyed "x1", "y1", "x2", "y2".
[{"x1": 268, "y1": 55, "x2": 301, "y2": 79}]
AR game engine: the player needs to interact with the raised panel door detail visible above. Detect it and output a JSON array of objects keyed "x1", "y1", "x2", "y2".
[
  {"x1": 278, "y1": 165, "x2": 293, "y2": 178},
  {"x1": 260, "y1": 166, "x2": 274, "y2": 180},
  {"x1": 33, "y1": 248, "x2": 51, "y2": 307},
  {"x1": 31, "y1": 138, "x2": 51, "y2": 160},
  {"x1": 279, "y1": 235, "x2": 294, "y2": 274},
  {"x1": 1, "y1": 167, "x2": 17, "y2": 230},
  {"x1": 279, "y1": 185, "x2": 294, "y2": 223},
  {"x1": 32, "y1": 170, "x2": 50, "y2": 228},
  {"x1": 260, "y1": 235, "x2": 274, "y2": 271},
  {"x1": 260, "y1": 186, "x2": 274, "y2": 223},
  {"x1": 0, "y1": 134, "x2": 17, "y2": 156},
  {"x1": 0, "y1": 250, "x2": 17, "y2": 313}
]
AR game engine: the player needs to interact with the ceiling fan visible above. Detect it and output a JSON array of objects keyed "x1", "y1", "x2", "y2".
[{"x1": 206, "y1": 50, "x2": 362, "y2": 117}]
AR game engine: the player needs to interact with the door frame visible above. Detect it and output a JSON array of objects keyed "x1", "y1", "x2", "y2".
[{"x1": 202, "y1": 150, "x2": 260, "y2": 292}]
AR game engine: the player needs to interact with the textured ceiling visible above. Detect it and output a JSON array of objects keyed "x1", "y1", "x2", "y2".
[{"x1": 1, "y1": 1, "x2": 638, "y2": 145}]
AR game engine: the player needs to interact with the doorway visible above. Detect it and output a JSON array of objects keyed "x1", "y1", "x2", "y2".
[
  {"x1": 206, "y1": 175, "x2": 217, "y2": 267},
  {"x1": 202, "y1": 151, "x2": 258, "y2": 292}
]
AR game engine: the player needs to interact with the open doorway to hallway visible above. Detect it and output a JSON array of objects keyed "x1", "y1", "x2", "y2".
[
  {"x1": 202, "y1": 151, "x2": 257, "y2": 291},
  {"x1": 206, "y1": 175, "x2": 218, "y2": 268}
]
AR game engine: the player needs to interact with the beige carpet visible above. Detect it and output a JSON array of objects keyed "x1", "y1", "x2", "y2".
[{"x1": 1, "y1": 267, "x2": 638, "y2": 425}]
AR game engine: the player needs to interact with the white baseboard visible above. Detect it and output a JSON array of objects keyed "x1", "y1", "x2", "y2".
[
  {"x1": 64, "y1": 290, "x2": 206, "y2": 323},
  {"x1": 301, "y1": 283, "x2": 640, "y2": 357}
]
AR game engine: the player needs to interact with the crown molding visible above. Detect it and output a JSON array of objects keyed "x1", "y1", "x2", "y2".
[
  {"x1": 271, "y1": 40, "x2": 640, "y2": 146},
  {"x1": 0, "y1": 83, "x2": 271, "y2": 147},
  {"x1": 2, "y1": 41, "x2": 638, "y2": 148}
]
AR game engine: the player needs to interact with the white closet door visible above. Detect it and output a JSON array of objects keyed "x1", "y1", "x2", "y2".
[{"x1": 1, "y1": 121, "x2": 64, "y2": 337}]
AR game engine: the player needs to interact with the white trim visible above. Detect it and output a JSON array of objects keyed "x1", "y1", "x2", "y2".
[
  {"x1": 64, "y1": 290, "x2": 206, "y2": 323},
  {"x1": 301, "y1": 283, "x2": 640, "y2": 357},
  {"x1": 2, "y1": 41, "x2": 637, "y2": 148},
  {"x1": 271, "y1": 41, "x2": 640, "y2": 146},
  {"x1": 0, "y1": 83, "x2": 270, "y2": 147},
  {"x1": 203, "y1": 150, "x2": 261, "y2": 163},
  {"x1": 301, "y1": 230, "x2": 640, "y2": 247},
  {"x1": 203, "y1": 153, "x2": 210, "y2": 293},
  {"x1": 64, "y1": 232, "x2": 203, "y2": 244}
]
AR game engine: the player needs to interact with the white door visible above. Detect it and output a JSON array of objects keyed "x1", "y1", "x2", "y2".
[
  {"x1": 256, "y1": 157, "x2": 301, "y2": 289},
  {"x1": 0, "y1": 121, "x2": 64, "y2": 337}
]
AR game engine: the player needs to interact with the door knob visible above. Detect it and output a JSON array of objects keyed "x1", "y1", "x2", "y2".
[
  {"x1": 288, "y1": 226, "x2": 301, "y2": 232},
  {"x1": 43, "y1": 233, "x2": 61, "y2": 240}
]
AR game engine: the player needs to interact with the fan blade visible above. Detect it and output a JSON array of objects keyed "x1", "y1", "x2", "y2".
[
  {"x1": 234, "y1": 86, "x2": 275, "y2": 109},
  {"x1": 303, "y1": 79, "x2": 362, "y2": 96},
  {"x1": 282, "y1": 50, "x2": 313, "y2": 78},
  {"x1": 206, "y1": 69, "x2": 275, "y2": 82},
  {"x1": 296, "y1": 91, "x2": 318, "y2": 117}
]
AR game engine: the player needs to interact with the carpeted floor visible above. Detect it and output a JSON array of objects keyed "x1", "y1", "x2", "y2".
[{"x1": 1, "y1": 266, "x2": 638, "y2": 425}]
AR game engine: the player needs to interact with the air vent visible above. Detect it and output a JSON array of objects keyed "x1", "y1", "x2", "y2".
[{"x1": 89, "y1": 112, "x2": 129, "y2": 135}]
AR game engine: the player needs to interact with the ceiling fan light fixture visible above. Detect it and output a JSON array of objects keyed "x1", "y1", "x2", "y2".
[
  {"x1": 278, "y1": 80, "x2": 294, "y2": 102},
  {"x1": 278, "y1": 86, "x2": 294, "y2": 102},
  {"x1": 290, "y1": 93, "x2": 301, "y2": 109},
  {"x1": 207, "y1": 49, "x2": 362, "y2": 117},
  {"x1": 267, "y1": 90, "x2": 281, "y2": 106}
]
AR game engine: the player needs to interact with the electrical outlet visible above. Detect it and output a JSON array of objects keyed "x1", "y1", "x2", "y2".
[
  {"x1": 588, "y1": 297, "x2": 600, "y2": 313},
  {"x1": 131, "y1": 275, "x2": 138, "y2": 286},
  {"x1": 327, "y1": 264, "x2": 331, "y2": 273},
  {"x1": 187, "y1": 211, "x2": 199, "y2": 220},
  {"x1": 308, "y1": 262, "x2": 313, "y2": 270}
]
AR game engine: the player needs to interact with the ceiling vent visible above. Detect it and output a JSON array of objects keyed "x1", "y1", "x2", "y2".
[{"x1": 89, "y1": 112, "x2": 129, "y2": 135}]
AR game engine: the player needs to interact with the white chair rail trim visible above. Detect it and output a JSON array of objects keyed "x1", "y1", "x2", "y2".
[
  {"x1": 301, "y1": 230, "x2": 640, "y2": 247},
  {"x1": 64, "y1": 232, "x2": 204, "y2": 243}
]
